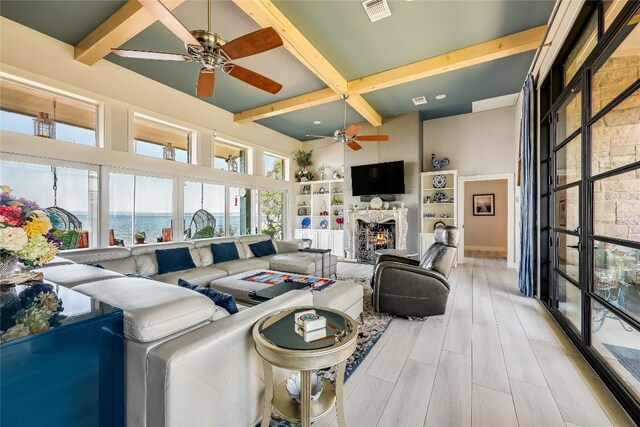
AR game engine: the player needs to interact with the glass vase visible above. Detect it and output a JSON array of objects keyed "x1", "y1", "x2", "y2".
[{"x1": 0, "y1": 256, "x2": 19, "y2": 281}]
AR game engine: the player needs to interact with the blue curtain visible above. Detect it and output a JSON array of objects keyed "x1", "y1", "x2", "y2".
[{"x1": 518, "y1": 74, "x2": 535, "y2": 297}]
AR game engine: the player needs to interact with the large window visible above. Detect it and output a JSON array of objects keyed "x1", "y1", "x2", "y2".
[
  {"x1": 213, "y1": 139, "x2": 247, "y2": 173},
  {"x1": 539, "y1": 1, "x2": 640, "y2": 417},
  {"x1": 264, "y1": 153, "x2": 285, "y2": 180},
  {"x1": 259, "y1": 189, "x2": 284, "y2": 239},
  {"x1": 0, "y1": 159, "x2": 98, "y2": 248},
  {"x1": 0, "y1": 76, "x2": 98, "y2": 146},
  {"x1": 109, "y1": 173, "x2": 173, "y2": 245},
  {"x1": 228, "y1": 187, "x2": 252, "y2": 236},
  {"x1": 183, "y1": 181, "x2": 226, "y2": 239},
  {"x1": 134, "y1": 114, "x2": 190, "y2": 163}
]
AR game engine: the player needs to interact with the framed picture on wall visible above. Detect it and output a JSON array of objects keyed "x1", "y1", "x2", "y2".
[{"x1": 473, "y1": 194, "x2": 495, "y2": 216}]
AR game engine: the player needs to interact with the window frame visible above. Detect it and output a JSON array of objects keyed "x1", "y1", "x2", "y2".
[{"x1": 132, "y1": 112, "x2": 195, "y2": 164}]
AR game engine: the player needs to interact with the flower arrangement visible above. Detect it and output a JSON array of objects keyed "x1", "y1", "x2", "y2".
[
  {"x1": 292, "y1": 149, "x2": 315, "y2": 182},
  {"x1": 0, "y1": 186, "x2": 60, "y2": 268},
  {"x1": 1, "y1": 282, "x2": 65, "y2": 342}
]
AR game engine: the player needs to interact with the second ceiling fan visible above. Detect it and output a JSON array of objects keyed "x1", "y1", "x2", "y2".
[
  {"x1": 111, "y1": 0, "x2": 284, "y2": 97},
  {"x1": 307, "y1": 95, "x2": 389, "y2": 151}
]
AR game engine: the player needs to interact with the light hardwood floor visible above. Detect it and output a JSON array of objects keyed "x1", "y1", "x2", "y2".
[{"x1": 318, "y1": 255, "x2": 635, "y2": 427}]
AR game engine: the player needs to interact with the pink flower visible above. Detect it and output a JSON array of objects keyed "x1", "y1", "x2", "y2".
[{"x1": 0, "y1": 205, "x2": 24, "y2": 227}]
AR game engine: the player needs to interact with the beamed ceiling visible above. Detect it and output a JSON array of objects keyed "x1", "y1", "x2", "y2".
[{"x1": 0, "y1": 0, "x2": 555, "y2": 141}]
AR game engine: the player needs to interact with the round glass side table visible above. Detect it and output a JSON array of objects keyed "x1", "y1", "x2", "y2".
[{"x1": 252, "y1": 306, "x2": 358, "y2": 427}]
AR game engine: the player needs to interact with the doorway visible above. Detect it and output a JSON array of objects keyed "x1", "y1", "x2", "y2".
[{"x1": 458, "y1": 173, "x2": 515, "y2": 267}]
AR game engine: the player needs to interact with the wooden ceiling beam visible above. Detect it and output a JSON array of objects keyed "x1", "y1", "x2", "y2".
[
  {"x1": 349, "y1": 25, "x2": 547, "y2": 94},
  {"x1": 232, "y1": 0, "x2": 383, "y2": 126},
  {"x1": 234, "y1": 24, "x2": 546, "y2": 124},
  {"x1": 234, "y1": 87, "x2": 340, "y2": 123},
  {"x1": 74, "y1": 0, "x2": 185, "y2": 66}
]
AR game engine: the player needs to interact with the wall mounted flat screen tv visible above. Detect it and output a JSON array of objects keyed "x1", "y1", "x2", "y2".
[{"x1": 351, "y1": 161, "x2": 405, "y2": 196}]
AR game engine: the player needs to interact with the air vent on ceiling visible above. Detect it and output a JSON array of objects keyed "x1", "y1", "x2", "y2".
[
  {"x1": 362, "y1": 0, "x2": 392, "y2": 23},
  {"x1": 412, "y1": 96, "x2": 428, "y2": 106}
]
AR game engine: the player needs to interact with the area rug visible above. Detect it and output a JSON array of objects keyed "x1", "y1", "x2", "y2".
[
  {"x1": 603, "y1": 343, "x2": 640, "y2": 382},
  {"x1": 268, "y1": 277, "x2": 392, "y2": 427},
  {"x1": 242, "y1": 271, "x2": 335, "y2": 291}
]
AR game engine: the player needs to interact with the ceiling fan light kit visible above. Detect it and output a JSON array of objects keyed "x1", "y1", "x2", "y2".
[{"x1": 111, "y1": 0, "x2": 284, "y2": 98}]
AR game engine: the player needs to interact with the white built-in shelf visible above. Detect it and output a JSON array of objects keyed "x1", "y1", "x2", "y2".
[{"x1": 423, "y1": 187, "x2": 454, "y2": 191}]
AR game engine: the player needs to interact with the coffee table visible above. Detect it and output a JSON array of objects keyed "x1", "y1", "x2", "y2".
[{"x1": 253, "y1": 306, "x2": 358, "y2": 427}]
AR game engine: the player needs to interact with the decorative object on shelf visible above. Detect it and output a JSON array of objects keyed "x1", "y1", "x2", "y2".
[
  {"x1": 331, "y1": 196, "x2": 342, "y2": 205},
  {"x1": 441, "y1": 213, "x2": 452, "y2": 218},
  {"x1": 318, "y1": 187, "x2": 326, "y2": 194},
  {"x1": 0, "y1": 186, "x2": 60, "y2": 280},
  {"x1": 431, "y1": 153, "x2": 450, "y2": 171},
  {"x1": 135, "y1": 231, "x2": 146, "y2": 244},
  {"x1": 382, "y1": 202, "x2": 390, "y2": 210},
  {"x1": 433, "y1": 192, "x2": 447, "y2": 203},
  {"x1": 285, "y1": 371, "x2": 324, "y2": 404},
  {"x1": 302, "y1": 185, "x2": 311, "y2": 195},
  {"x1": 424, "y1": 196, "x2": 431, "y2": 204},
  {"x1": 433, "y1": 220, "x2": 446, "y2": 230},
  {"x1": 473, "y1": 193, "x2": 495, "y2": 216},
  {"x1": 320, "y1": 219, "x2": 329, "y2": 229},
  {"x1": 163, "y1": 143, "x2": 176, "y2": 161},
  {"x1": 293, "y1": 149, "x2": 314, "y2": 182},
  {"x1": 336, "y1": 217, "x2": 344, "y2": 229},
  {"x1": 369, "y1": 197, "x2": 383, "y2": 209},
  {"x1": 432, "y1": 174, "x2": 447, "y2": 189},
  {"x1": 400, "y1": 202, "x2": 405, "y2": 208},
  {"x1": 332, "y1": 170, "x2": 342, "y2": 180},
  {"x1": 301, "y1": 217, "x2": 311, "y2": 229},
  {"x1": 297, "y1": 207, "x2": 310, "y2": 216},
  {"x1": 318, "y1": 164, "x2": 329, "y2": 180},
  {"x1": 423, "y1": 213, "x2": 436, "y2": 218}
]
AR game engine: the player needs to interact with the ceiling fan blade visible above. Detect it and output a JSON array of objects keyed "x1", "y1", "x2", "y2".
[
  {"x1": 345, "y1": 124, "x2": 362, "y2": 137},
  {"x1": 139, "y1": 0, "x2": 200, "y2": 46},
  {"x1": 354, "y1": 135, "x2": 390, "y2": 141},
  {"x1": 221, "y1": 27, "x2": 283, "y2": 60},
  {"x1": 224, "y1": 64, "x2": 283, "y2": 94},
  {"x1": 111, "y1": 48, "x2": 191, "y2": 61},
  {"x1": 347, "y1": 141, "x2": 362, "y2": 151},
  {"x1": 306, "y1": 134, "x2": 333, "y2": 139},
  {"x1": 196, "y1": 68, "x2": 215, "y2": 98}
]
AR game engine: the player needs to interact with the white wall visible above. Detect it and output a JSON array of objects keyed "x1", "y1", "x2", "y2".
[
  {"x1": 0, "y1": 17, "x2": 302, "y2": 238},
  {"x1": 302, "y1": 139, "x2": 345, "y2": 180},
  {"x1": 423, "y1": 106, "x2": 517, "y2": 176}
]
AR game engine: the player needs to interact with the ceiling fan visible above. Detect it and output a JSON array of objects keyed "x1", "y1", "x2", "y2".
[
  {"x1": 111, "y1": 0, "x2": 284, "y2": 97},
  {"x1": 307, "y1": 95, "x2": 389, "y2": 151}
]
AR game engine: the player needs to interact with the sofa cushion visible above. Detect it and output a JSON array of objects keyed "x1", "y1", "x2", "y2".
[
  {"x1": 239, "y1": 234, "x2": 272, "y2": 259},
  {"x1": 213, "y1": 258, "x2": 270, "y2": 276},
  {"x1": 34, "y1": 264, "x2": 124, "y2": 288},
  {"x1": 178, "y1": 279, "x2": 238, "y2": 314},
  {"x1": 266, "y1": 253, "x2": 316, "y2": 275},
  {"x1": 248, "y1": 239, "x2": 277, "y2": 257},
  {"x1": 156, "y1": 247, "x2": 197, "y2": 275},
  {"x1": 97, "y1": 257, "x2": 138, "y2": 275},
  {"x1": 211, "y1": 242, "x2": 240, "y2": 263},
  {"x1": 152, "y1": 266, "x2": 227, "y2": 286},
  {"x1": 194, "y1": 238, "x2": 246, "y2": 266},
  {"x1": 74, "y1": 277, "x2": 217, "y2": 343}
]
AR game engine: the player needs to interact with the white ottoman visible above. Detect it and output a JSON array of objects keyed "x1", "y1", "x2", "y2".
[{"x1": 209, "y1": 269, "x2": 363, "y2": 318}]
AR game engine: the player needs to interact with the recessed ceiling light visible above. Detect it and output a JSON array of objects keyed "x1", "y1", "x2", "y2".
[
  {"x1": 313, "y1": 120, "x2": 322, "y2": 125},
  {"x1": 435, "y1": 94, "x2": 447, "y2": 100}
]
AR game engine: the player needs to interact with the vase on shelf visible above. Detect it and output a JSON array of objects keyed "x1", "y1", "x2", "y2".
[{"x1": 0, "y1": 255, "x2": 19, "y2": 281}]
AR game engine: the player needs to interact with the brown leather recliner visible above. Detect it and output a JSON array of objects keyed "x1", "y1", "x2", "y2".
[{"x1": 372, "y1": 226, "x2": 459, "y2": 317}]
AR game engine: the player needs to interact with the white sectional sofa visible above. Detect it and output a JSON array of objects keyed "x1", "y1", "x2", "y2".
[{"x1": 34, "y1": 234, "x2": 363, "y2": 426}]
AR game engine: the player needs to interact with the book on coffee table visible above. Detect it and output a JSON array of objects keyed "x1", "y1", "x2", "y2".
[{"x1": 249, "y1": 280, "x2": 311, "y2": 302}]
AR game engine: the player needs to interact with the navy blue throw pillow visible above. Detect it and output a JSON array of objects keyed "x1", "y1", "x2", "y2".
[
  {"x1": 155, "y1": 247, "x2": 196, "y2": 275},
  {"x1": 249, "y1": 240, "x2": 277, "y2": 257},
  {"x1": 211, "y1": 242, "x2": 240, "y2": 264},
  {"x1": 178, "y1": 279, "x2": 239, "y2": 314}
]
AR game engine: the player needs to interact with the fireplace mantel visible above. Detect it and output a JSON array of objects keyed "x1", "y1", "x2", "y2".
[{"x1": 345, "y1": 208, "x2": 408, "y2": 261}]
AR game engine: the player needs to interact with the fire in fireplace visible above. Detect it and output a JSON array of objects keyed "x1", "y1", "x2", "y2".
[{"x1": 356, "y1": 220, "x2": 395, "y2": 264}]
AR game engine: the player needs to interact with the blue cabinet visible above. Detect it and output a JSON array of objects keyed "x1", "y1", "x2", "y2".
[{"x1": 1, "y1": 283, "x2": 124, "y2": 426}]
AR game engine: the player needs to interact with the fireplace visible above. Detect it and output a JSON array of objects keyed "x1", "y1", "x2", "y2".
[
  {"x1": 356, "y1": 220, "x2": 395, "y2": 264},
  {"x1": 345, "y1": 208, "x2": 408, "y2": 262}
]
